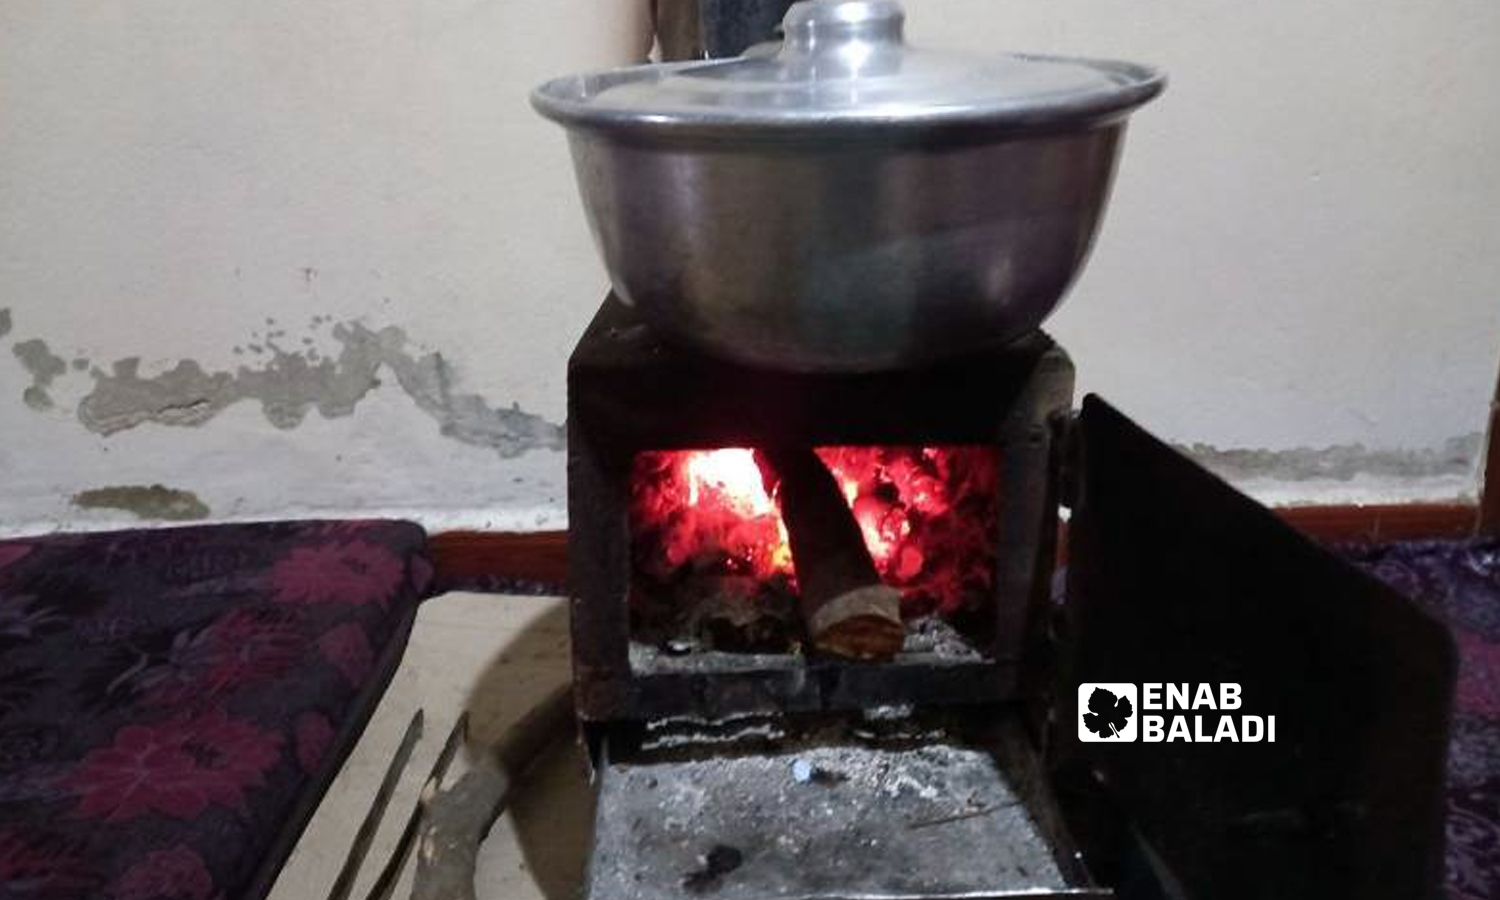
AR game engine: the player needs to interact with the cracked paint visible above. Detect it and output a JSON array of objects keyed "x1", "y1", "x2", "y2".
[
  {"x1": 4, "y1": 308, "x2": 1478, "y2": 483},
  {"x1": 12, "y1": 338, "x2": 67, "y2": 411},
  {"x1": 370, "y1": 325, "x2": 564, "y2": 457},
  {"x1": 73, "y1": 320, "x2": 563, "y2": 457},
  {"x1": 1178, "y1": 432, "x2": 1482, "y2": 482},
  {"x1": 72, "y1": 484, "x2": 211, "y2": 520}
]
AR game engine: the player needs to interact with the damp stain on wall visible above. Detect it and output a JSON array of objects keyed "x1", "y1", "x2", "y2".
[
  {"x1": 1, "y1": 308, "x2": 1484, "y2": 481},
  {"x1": 1176, "y1": 432, "x2": 1483, "y2": 483},
  {"x1": 71, "y1": 484, "x2": 211, "y2": 521},
  {"x1": 1, "y1": 317, "x2": 566, "y2": 458},
  {"x1": 12, "y1": 338, "x2": 68, "y2": 411}
]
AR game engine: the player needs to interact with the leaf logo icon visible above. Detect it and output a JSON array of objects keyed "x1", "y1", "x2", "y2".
[{"x1": 1082, "y1": 686, "x2": 1133, "y2": 739}]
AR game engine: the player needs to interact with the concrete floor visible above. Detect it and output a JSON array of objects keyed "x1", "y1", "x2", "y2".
[{"x1": 268, "y1": 592, "x2": 593, "y2": 900}]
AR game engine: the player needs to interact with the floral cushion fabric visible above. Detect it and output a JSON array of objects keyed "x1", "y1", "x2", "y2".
[
  {"x1": 1340, "y1": 539, "x2": 1500, "y2": 900},
  {"x1": 0, "y1": 521, "x2": 431, "y2": 900}
]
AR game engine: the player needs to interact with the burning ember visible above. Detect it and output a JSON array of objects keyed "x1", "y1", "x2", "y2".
[{"x1": 629, "y1": 446, "x2": 1000, "y2": 652}]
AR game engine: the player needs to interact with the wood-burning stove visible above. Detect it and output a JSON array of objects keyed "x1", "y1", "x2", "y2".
[
  {"x1": 566, "y1": 294, "x2": 1456, "y2": 900},
  {"x1": 569, "y1": 293, "x2": 1072, "y2": 724}
]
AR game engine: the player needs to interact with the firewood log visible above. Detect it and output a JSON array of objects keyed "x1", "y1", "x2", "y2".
[{"x1": 756, "y1": 446, "x2": 905, "y2": 661}]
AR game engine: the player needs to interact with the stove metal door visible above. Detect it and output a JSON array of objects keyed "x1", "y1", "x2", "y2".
[{"x1": 1056, "y1": 395, "x2": 1455, "y2": 900}]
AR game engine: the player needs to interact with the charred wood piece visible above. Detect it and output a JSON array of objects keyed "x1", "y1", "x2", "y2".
[{"x1": 756, "y1": 445, "x2": 904, "y2": 660}]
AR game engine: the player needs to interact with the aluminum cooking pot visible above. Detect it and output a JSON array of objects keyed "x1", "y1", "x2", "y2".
[{"x1": 533, "y1": 0, "x2": 1164, "y2": 372}]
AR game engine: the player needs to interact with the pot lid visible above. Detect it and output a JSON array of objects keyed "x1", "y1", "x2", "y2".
[{"x1": 533, "y1": 0, "x2": 1164, "y2": 139}]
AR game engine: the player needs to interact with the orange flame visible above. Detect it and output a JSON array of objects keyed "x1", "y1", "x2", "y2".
[
  {"x1": 685, "y1": 449, "x2": 773, "y2": 516},
  {"x1": 681, "y1": 448, "x2": 791, "y2": 569}
]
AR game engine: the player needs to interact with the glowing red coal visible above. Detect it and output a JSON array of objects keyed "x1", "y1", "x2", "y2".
[{"x1": 629, "y1": 446, "x2": 999, "y2": 618}]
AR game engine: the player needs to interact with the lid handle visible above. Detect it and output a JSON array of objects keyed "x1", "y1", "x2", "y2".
[{"x1": 780, "y1": 0, "x2": 906, "y2": 51}]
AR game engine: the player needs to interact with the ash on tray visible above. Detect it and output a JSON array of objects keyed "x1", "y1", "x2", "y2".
[
  {"x1": 636, "y1": 707, "x2": 944, "y2": 757},
  {"x1": 588, "y1": 730, "x2": 1071, "y2": 900},
  {"x1": 630, "y1": 612, "x2": 986, "y2": 675},
  {"x1": 903, "y1": 614, "x2": 986, "y2": 658}
]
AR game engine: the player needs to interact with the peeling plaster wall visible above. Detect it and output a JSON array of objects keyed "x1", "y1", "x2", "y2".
[
  {"x1": 1, "y1": 0, "x2": 1498, "y2": 536},
  {"x1": 0, "y1": 0, "x2": 646, "y2": 536},
  {"x1": 72, "y1": 321, "x2": 563, "y2": 456}
]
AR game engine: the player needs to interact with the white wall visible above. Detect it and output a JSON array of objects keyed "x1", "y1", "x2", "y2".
[
  {"x1": 909, "y1": 0, "x2": 1500, "y2": 504},
  {"x1": 1, "y1": 0, "x2": 1496, "y2": 535}
]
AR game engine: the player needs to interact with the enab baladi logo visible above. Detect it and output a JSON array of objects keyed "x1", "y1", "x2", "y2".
[{"x1": 1078, "y1": 683, "x2": 1276, "y2": 743}]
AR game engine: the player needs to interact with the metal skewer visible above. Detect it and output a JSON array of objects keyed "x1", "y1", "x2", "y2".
[
  {"x1": 360, "y1": 712, "x2": 469, "y2": 900},
  {"x1": 325, "y1": 708, "x2": 425, "y2": 900}
]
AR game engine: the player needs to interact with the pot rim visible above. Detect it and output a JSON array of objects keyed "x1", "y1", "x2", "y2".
[{"x1": 531, "y1": 54, "x2": 1165, "y2": 143}]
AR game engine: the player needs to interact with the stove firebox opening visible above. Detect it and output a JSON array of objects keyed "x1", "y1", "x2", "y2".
[{"x1": 627, "y1": 445, "x2": 1001, "y2": 668}]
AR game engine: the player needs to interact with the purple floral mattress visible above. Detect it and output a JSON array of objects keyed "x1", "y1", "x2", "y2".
[{"x1": 0, "y1": 521, "x2": 432, "y2": 900}]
